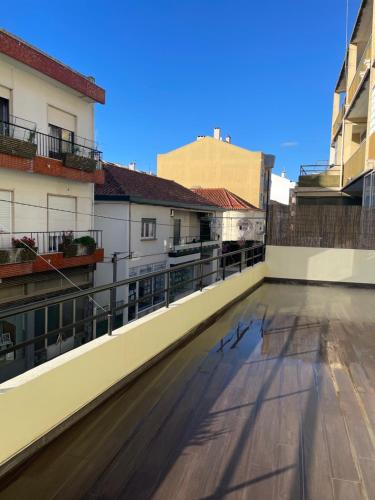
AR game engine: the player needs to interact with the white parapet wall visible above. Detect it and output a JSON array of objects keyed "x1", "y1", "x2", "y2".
[
  {"x1": 266, "y1": 245, "x2": 375, "y2": 285},
  {"x1": 0, "y1": 262, "x2": 266, "y2": 471}
]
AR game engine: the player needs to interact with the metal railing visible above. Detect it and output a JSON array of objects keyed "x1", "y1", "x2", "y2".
[
  {"x1": 0, "y1": 244, "x2": 265, "y2": 381},
  {"x1": 0, "y1": 230, "x2": 103, "y2": 254},
  {"x1": 171, "y1": 234, "x2": 216, "y2": 246},
  {"x1": 299, "y1": 164, "x2": 333, "y2": 176},
  {"x1": 0, "y1": 116, "x2": 102, "y2": 164}
]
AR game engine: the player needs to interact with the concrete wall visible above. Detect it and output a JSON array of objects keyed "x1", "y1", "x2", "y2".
[
  {"x1": 157, "y1": 136, "x2": 274, "y2": 208},
  {"x1": 266, "y1": 245, "x2": 375, "y2": 284},
  {"x1": 0, "y1": 53, "x2": 94, "y2": 141},
  {"x1": 0, "y1": 262, "x2": 266, "y2": 470}
]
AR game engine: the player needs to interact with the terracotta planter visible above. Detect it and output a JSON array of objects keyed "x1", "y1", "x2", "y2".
[
  {"x1": 63, "y1": 153, "x2": 97, "y2": 172},
  {"x1": 0, "y1": 247, "x2": 37, "y2": 264},
  {"x1": 62, "y1": 243, "x2": 96, "y2": 258},
  {"x1": 0, "y1": 135, "x2": 37, "y2": 159}
]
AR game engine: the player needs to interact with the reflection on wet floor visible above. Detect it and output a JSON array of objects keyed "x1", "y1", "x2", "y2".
[{"x1": 1, "y1": 283, "x2": 375, "y2": 499}]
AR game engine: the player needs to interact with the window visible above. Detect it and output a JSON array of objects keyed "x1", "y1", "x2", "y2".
[
  {"x1": 48, "y1": 124, "x2": 74, "y2": 159},
  {"x1": 141, "y1": 218, "x2": 156, "y2": 239}
]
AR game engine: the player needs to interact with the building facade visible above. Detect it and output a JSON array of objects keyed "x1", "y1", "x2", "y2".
[
  {"x1": 0, "y1": 30, "x2": 105, "y2": 381},
  {"x1": 270, "y1": 171, "x2": 296, "y2": 205},
  {"x1": 157, "y1": 128, "x2": 275, "y2": 209},
  {"x1": 95, "y1": 163, "x2": 223, "y2": 325},
  {"x1": 296, "y1": 0, "x2": 375, "y2": 205},
  {"x1": 191, "y1": 187, "x2": 265, "y2": 244}
]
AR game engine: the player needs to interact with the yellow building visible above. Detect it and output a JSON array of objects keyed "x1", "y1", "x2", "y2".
[
  {"x1": 157, "y1": 128, "x2": 275, "y2": 209},
  {"x1": 296, "y1": 0, "x2": 375, "y2": 205}
]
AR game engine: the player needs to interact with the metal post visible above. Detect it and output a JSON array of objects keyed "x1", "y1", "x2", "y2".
[
  {"x1": 239, "y1": 249, "x2": 242, "y2": 273},
  {"x1": 166, "y1": 272, "x2": 170, "y2": 308},
  {"x1": 110, "y1": 252, "x2": 118, "y2": 332},
  {"x1": 199, "y1": 262, "x2": 203, "y2": 291},
  {"x1": 223, "y1": 255, "x2": 226, "y2": 280}
]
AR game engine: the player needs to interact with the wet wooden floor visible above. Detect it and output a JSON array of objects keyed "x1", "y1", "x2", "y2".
[{"x1": 1, "y1": 283, "x2": 375, "y2": 499}]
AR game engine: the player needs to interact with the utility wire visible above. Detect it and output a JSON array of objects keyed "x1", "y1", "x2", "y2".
[{"x1": 0, "y1": 198, "x2": 265, "y2": 230}]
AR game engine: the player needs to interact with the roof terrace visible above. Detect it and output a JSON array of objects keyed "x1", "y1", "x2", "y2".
[{"x1": 1, "y1": 282, "x2": 374, "y2": 499}]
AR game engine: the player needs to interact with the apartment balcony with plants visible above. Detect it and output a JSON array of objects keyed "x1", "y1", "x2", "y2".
[
  {"x1": 0, "y1": 230, "x2": 104, "y2": 279},
  {"x1": 0, "y1": 114, "x2": 103, "y2": 184}
]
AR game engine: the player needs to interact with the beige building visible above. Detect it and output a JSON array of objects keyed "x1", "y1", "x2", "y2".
[
  {"x1": 296, "y1": 0, "x2": 375, "y2": 205},
  {"x1": 157, "y1": 128, "x2": 275, "y2": 209}
]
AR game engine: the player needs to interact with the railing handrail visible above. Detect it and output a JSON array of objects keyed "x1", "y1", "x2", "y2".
[
  {"x1": 0, "y1": 117, "x2": 102, "y2": 156},
  {"x1": 0, "y1": 243, "x2": 264, "y2": 320},
  {"x1": 299, "y1": 164, "x2": 336, "y2": 176}
]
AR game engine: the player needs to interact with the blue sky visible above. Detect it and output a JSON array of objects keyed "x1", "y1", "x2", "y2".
[{"x1": 3, "y1": 0, "x2": 361, "y2": 180}]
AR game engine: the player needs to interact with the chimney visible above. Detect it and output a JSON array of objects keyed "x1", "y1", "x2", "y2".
[
  {"x1": 225, "y1": 135, "x2": 231, "y2": 144},
  {"x1": 213, "y1": 127, "x2": 221, "y2": 140},
  {"x1": 281, "y1": 169, "x2": 286, "y2": 178},
  {"x1": 128, "y1": 161, "x2": 136, "y2": 171},
  {"x1": 197, "y1": 135, "x2": 205, "y2": 141}
]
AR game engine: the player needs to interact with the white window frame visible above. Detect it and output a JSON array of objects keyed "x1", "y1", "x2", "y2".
[{"x1": 141, "y1": 218, "x2": 156, "y2": 240}]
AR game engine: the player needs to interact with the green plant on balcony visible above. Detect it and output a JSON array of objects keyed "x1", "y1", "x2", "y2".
[
  {"x1": 62, "y1": 147, "x2": 98, "y2": 173},
  {"x1": 0, "y1": 132, "x2": 37, "y2": 159},
  {"x1": 0, "y1": 236, "x2": 38, "y2": 264},
  {"x1": 59, "y1": 232, "x2": 96, "y2": 258}
]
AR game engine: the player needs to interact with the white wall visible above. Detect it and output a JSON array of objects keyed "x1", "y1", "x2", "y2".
[
  {"x1": 0, "y1": 168, "x2": 92, "y2": 235},
  {"x1": 270, "y1": 173, "x2": 295, "y2": 206},
  {"x1": 222, "y1": 210, "x2": 265, "y2": 242},
  {"x1": 0, "y1": 53, "x2": 94, "y2": 141},
  {"x1": 266, "y1": 245, "x2": 375, "y2": 285}
]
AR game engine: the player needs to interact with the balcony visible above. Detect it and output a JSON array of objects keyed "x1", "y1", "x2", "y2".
[
  {"x1": 0, "y1": 115, "x2": 102, "y2": 176},
  {"x1": 343, "y1": 139, "x2": 366, "y2": 187},
  {"x1": 168, "y1": 234, "x2": 220, "y2": 257},
  {"x1": 332, "y1": 104, "x2": 345, "y2": 139},
  {"x1": 0, "y1": 230, "x2": 104, "y2": 278},
  {"x1": 347, "y1": 37, "x2": 372, "y2": 108},
  {"x1": 298, "y1": 164, "x2": 341, "y2": 189}
]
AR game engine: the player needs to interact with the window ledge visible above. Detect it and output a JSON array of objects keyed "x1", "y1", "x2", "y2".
[{"x1": 141, "y1": 237, "x2": 157, "y2": 241}]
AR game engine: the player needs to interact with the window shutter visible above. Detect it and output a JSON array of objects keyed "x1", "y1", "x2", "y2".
[{"x1": 48, "y1": 195, "x2": 76, "y2": 232}]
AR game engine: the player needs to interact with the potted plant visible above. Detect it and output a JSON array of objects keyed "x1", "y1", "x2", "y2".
[
  {"x1": 63, "y1": 146, "x2": 98, "y2": 173},
  {"x1": 11, "y1": 236, "x2": 37, "y2": 262},
  {"x1": 12, "y1": 236, "x2": 37, "y2": 262},
  {"x1": 59, "y1": 233, "x2": 96, "y2": 257}
]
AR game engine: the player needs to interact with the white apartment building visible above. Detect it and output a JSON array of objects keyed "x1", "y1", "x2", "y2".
[
  {"x1": 270, "y1": 171, "x2": 296, "y2": 205},
  {"x1": 95, "y1": 163, "x2": 223, "y2": 324},
  {"x1": 0, "y1": 30, "x2": 105, "y2": 381}
]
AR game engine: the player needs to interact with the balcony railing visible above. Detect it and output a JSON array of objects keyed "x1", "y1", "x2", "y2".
[
  {"x1": 0, "y1": 243, "x2": 265, "y2": 382},
  {"x1": 343, "y1": 139, "x2": 367, "y2": 186},
  {"x1": 171, "y1": 235, "x2": 217, "y2": 246},
  {"x1": 0, "y1": 230, "x2": 103, "y2": 256},
  {"x1": 347, "y1": 37, "x2": 372, "y2": 107},
  {"x1": 298, "y1": 164, "x2": 341, "y2": 188},
  {"x1": 0, "y1": 116, "x2": 102, "y2": 169}
]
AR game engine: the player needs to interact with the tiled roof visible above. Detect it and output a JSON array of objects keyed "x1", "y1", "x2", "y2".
[
  {"x1": 0, "y1": 30, "x2": 105, "y2": 104},
  {"x1": 95, "y1": 163, "x2": 220, "y2": 209},
  {"x1": 191, "y1": 188, "x2": 260, "y2": 210}
]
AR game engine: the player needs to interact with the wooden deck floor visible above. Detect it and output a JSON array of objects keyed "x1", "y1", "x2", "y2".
[{"x1": 1, "y1": 283, "x2": 375, "y2": 499}]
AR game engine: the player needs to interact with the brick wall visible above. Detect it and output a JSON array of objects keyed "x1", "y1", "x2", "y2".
[
  {"x1": 0, "y1": 152, "x2": 104, "y2": 184},
  {"x1": 0, "y1": 249, "x2": 104, "y2": 279}
]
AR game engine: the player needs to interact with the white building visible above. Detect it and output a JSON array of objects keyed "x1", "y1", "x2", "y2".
[
  {"x1": 95, "y1": 163, "x2": 223, "y2": 324},
  {"x1": 191, "y1": 188, "x2": 265, "y2": 243},
  {"x1": 0, "y1": 30, "x2": 105, "y2": 380},
  {"x1": 270, "y1": 171, "x2": 296, "y2": 205}
]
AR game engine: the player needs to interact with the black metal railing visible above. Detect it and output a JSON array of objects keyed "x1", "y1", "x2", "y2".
[
  {"x1": 0, "y1": 230, "x2": 103, "y2": 255},
  {"x1": 171, "y1": 234, "x2": 216, "y2": 246},
  {"x1": 0, "y1": 115, "x2": 102, "y2": 164},
  {"x1": 0, "y1": 244, "x2": 265, "y2": 381},
  {"x1": 299, "y1": 163, "x2": 339, "y2": 177}
]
